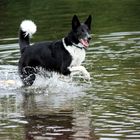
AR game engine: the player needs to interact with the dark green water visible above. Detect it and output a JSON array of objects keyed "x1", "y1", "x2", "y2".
[{"x1": 0, "y1": 0, "x2": 140, "y2": 140}]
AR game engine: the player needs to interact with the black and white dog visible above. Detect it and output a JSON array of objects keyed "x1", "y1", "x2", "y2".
[{"x1": 18, "y1": 15, "x2": 92, "y2": 86}]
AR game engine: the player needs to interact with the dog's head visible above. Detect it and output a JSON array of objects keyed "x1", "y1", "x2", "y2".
[{"x1": 71, "y1": 15, "x2": 92, "y2": 49}]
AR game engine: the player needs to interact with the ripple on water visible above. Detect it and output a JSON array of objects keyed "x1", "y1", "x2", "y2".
[
  {"x1": 87, "y1": 30, "x2": 140, "y2": 139},
  {"x1": 0, "y1": 31, "x2": 140, "y2": 140}
]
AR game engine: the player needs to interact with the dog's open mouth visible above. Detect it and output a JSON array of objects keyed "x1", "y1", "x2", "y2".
[{"x1": 80, "y1": 39, "x2": 89, "y2": 48}]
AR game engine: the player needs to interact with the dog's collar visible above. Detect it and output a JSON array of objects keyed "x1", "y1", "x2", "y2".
[
  {"x1": 62, "y1": 38, "x2": 86, "y2": 50},
  {"x1": 72, "y1": 42, "x2": 87, "y2": 50}
]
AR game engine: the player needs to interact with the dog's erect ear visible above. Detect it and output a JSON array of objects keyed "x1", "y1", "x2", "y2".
[
  {"x1": 72, "y1": 15, "x2": 80, "y2": 31},
  {"x1": 85, "y1": 15, "x2": 92, "y2": 30}
]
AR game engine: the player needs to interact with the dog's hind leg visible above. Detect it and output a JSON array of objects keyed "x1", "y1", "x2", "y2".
[{"x1": 20, "y1": 66, "x2": 36, "y2": 86}]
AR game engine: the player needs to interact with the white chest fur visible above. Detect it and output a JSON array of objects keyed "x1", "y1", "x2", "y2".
[
  {"x1": 66, "y1": 45, "x2": 85, "y2": 66},
  {"x1": 62, "y1": 39, "x2": 85, "y2": 67},
  {"x1": 62, "y1": 39, "x2": 90, "y2": 80}
]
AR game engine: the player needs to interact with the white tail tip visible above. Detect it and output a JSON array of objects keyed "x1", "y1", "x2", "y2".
[{"x1": 20, "y1": 20, "x2": 37, "y2": 37}]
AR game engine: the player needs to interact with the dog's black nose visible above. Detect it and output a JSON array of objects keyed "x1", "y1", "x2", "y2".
[{"x1": 88, "y1": 36, "x2": 92, "y2": 40}]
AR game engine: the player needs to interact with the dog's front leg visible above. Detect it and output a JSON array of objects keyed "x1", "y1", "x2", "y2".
[{"x1": 69, "y1": 66, "x2": 90, "y2": 80}]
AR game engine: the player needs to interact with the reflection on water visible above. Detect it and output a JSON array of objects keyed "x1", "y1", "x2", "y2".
[{"x1": 0, "y1": 65, "x2": 93, "y2": 139}]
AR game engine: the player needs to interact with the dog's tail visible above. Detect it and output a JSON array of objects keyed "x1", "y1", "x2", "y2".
[{"x1": 19, "y1": 20, "x2": 37, "y2": 53}]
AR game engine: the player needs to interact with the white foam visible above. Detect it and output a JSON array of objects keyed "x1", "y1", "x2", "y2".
[
  {"x1": 31, "y1": 71, "x2": 87, "y2": 94},
  {"x1": 0, "y1": 66, "x2": 89, "y2": 95}
]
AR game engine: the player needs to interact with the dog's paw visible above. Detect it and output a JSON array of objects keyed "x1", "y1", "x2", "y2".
[
  {"x1": 78, "y1": 66, "x2": 90, "y2": 80},
  {"x1": 69, "y1": 66, "x2": 91, "y2": 80},
  {"x1": 83, "y1": 71, "x2": 90, "y2": 80}
]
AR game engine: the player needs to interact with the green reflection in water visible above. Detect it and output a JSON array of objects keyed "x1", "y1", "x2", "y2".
[{"x1": 0, "y1": 0, "x2": 140, "y2": 41}]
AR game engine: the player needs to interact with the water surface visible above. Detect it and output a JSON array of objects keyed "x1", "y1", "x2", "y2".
[{"x1": 0, "y1": 0, "x2": 140, "y2": 140}]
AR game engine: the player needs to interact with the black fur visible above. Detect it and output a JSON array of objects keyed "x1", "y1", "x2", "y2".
[{"x1": 18, "y1": 15, "x2": 92, "y2": 86}]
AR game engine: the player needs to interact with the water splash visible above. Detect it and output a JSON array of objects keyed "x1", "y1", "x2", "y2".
[
  {"x1": 0, "y1": 65, "x2": 90, "y2": 95},
  {"x1": 0, "y1": 65, "x2": 22, "y2": 92},
  {"x1": 24, "y1": 70, "x2": 90, "y2": 95}
]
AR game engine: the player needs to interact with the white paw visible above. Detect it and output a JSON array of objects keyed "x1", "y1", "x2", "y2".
[
  {"x1": 69, "y1": 66, "x2": 91, "y2": 80},
  {"x1": 78, "y1": 66, "x2": 90, "y2": 80},
  {"x1": 83, "y1": 71, "x2": 90, "y2": 80}
]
